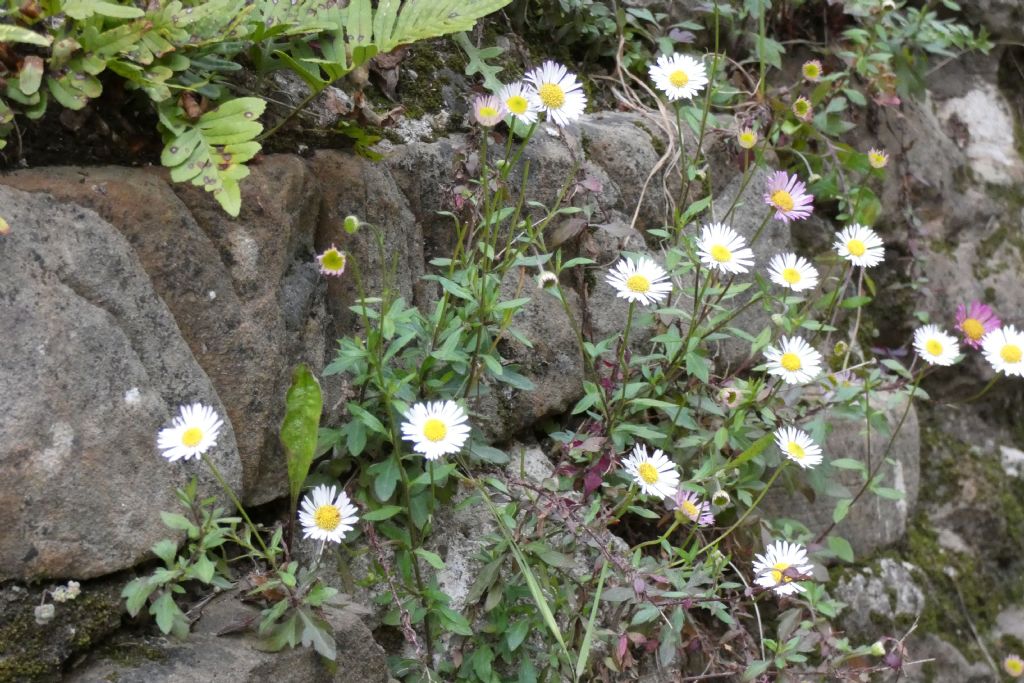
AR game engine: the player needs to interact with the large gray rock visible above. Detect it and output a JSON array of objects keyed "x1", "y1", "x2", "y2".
[
  {"x1": 0, "y1": 185, "x2": 242, "y2": 581},
  {"x1": 1, "y1": 159, "x2": 331, "y2": 505},
  {"x1": 66, "y1": 592, "x2": 388, "y2": 683},
  {"x1": 962, "y1": 0, "x2": 1024, "y2": 41},
  {"x1": 763, "y1": 390, "x2": 920, "y2": 559},
  {"x1": 833, "y1": 558, "x2": 926, "y2": 639}
]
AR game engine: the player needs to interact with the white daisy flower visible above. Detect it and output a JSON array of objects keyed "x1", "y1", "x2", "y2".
[
  {"x1": 622, "y1": 444, "x2": 680, "y2": 499},
  {"x1": 912, "y1": 325, "x2": 960, "y2": 367},
  {"x1": 753, "y1": 540, "x2": 815, "y2": 596},
  {"x1": 317, "y1": 245, "x2": 347, "y2": 276},
  {"x1": 498, "y1": 81, "x2": 541, "y2": 125},
  {"x1": 981, "y1": 325, "x2": 1024, "y2": 377},
  {"x1": 605, "y1": 256, "x2": 673, "y2": 306},
  {"x1": 157, "y1": 403, "x2": 224, "y2": 462},
  {"x1": 697, "y1": 222, "x2": 755, "y2": 274},
  {"x1": 774, "y1": 426, "x2": 823, "y2": 469},
  {"x1": 764, "y1": 336, "x2": 823, "y2": 385},
  {"x1": 834, "y1": 224, "x2": 884, "y2": 268},
  {"x1": 648, "y1": 53, "x2": 708, "y2": 101},
  {"x1": 401, "y1": 400, "x2": 471, "y2": 461},
  {"x1": 767, "y1": 253, "x2": 819, "y2": 292},
  {"x1": 524, "y1": 61, "x2": 587, "y2": 127},
  {"x1": 298, "y1": 484, "x2": 359, "y2": 544}
]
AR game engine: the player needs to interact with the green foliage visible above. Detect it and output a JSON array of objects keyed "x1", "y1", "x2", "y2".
[
  {"x1": 280, "y1": 363, "x2": 324, "y2": 525},
  {"x1": 0, "y1": 0, "x2": 512, "y2": 214}
]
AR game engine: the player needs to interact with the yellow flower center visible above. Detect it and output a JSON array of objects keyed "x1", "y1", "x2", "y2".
[
  {"x1": 869, "y1": 152, "x2": 888, "y2": 169},
  {"x1": 771, "y1": 190, "x2": 795, "y2": 212},
  {"x1": 506, "y1": 95, "x2": 528, "y2": 115},
  {"x1": 321, "y1": 249, "x2": 345, "y2": 272},
  {"x1": 478, "y1": 105, "x2": 499, "y2": 118},
  {"x1": 1007, "y1": 657, "x2": 1024, "y2": 676},
  {"x1": 846, "y1": 239, "x2": 866, "y2": 257},
  {"x1": 1002, "y1": 344, "x2": 1023, "y2": 364},
  {"x1": 794, "y1": 100, "x2": 810, "y2": 115},
  {"x1": 638, "y1": 462, "x2": 660, "y2": 485},
  {"x1": 711, "y1": 245, "x2": 732, "y2": 263},
  {"x1": 423, "y1": 418, "x2": 448, "y2": 442},
  {"x1": 668, "y1": 69, "x2": 689, "y2": 87},
  {"x1": 788, "y1": 442, "x2": 805, "y2": 459},
  {"x1": 803, "y1": 64, "x2": 820, "y2": 79},
  {"x1": 626, "y1": 274, "x2": 651, "y2": 293},
  {"x1": 181, "y1": 427, "x2": 203, "y2": 448},
  {"x1": 738, "y1": 131, "x2": 757, "y2": 149},
  {"x1": 780, "y1": 352, "x2": 802, "y2": 372},
  {"x1": 782, "y1": 267, "x2": 801, "y2": 284},
  {"x1": 961, "y1": 318, "x2": 985, "y2": 341},
  {"x1": 770, "y1": 561, "x2": 794, "y2": 584},
  {"x1": 313, "y1": 504, "x2": 341, "y2": 531},
  {"x1": 925, "y1": 339, "x2": 943, "y2": 356},
  {"x1": 537, "y1": 83, "x2": 566, "y2": 109},
  {"x1": 681, "y1": 500, "x2": 699, "y2": 518}
]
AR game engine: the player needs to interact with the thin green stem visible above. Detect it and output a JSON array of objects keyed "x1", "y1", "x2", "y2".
[
  {"x1": 200, "y1": 453, "x2": 276, "y2": 569},
  {"x1": 695, "y1": 464, "x2": 786, "y2": 557}
]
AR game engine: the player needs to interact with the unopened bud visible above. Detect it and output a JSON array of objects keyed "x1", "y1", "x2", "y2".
[
  {"x1": 871, "y1": 641, "x2": 886, "y2": 656},
  {"x1": 343, "y1": 215, "x2": 360, "y2": 234}
]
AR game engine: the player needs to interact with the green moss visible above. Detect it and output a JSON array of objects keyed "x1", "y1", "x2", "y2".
[
  {"x1": 0, "y1": 584, "x2": 122, "y2": 682},
  {"x1": 398, "y1": 38, "x2": 467, "y2": 120}
]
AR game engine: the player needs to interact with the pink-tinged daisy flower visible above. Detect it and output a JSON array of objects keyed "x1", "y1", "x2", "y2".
[
  {"x1": 1005, "y1": 654, "x2": 1024, "y2": 678},
  {"x1": 764, "y1": 171, "x2": 814, "y2": 223},
  {"x1": 317, "y1": 245, "x2": 347, "y2": 276},
  {"x1": 753, "y1": 540, "x2": 815, "y2": 596},
  {"x1": 955, "y1": 301, "x2": 1000, "y2": 349},
  {"x1": 672, "y1": 490, "x2": 714, "y2": 526},
  {"x1": 472, "y1": 94, "x2": 506, "y2": 127}
]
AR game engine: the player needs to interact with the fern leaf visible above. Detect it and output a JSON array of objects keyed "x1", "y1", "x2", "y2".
[
  {"x1": 160, "y1": 97, "x2": 266, "y2": 217},
  {"x1": 383, "y1": 0, "x2": 512, "y2": 53}
]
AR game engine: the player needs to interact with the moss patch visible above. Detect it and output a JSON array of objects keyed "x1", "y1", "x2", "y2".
[{"x1": 0, "y1": 581, "x2": 123, "y2": 682}]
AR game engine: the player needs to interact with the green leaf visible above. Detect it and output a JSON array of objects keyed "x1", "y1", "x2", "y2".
[
  {"x1": 507, "y1": 618, "x2": 530, "y2": 652},
  {"x1": 280, "y1": 364, "x2": 323, "y2": 519},
  {"x1": 828, "y1": 535, "x2": 855, "y2": 562},
  {"x1": 347, "y1": 402, "x2": 387, "y2": 435},
  {"x1": 470, "y1": 442, "x2": 509, "y2": 464},
  {"x1": 414, "y1": 548, "x2": 446, "y2": 569},
  {"x1": 714, "y1": 433, "x2": 773, "y2": 474},
  {"x1": 257, "y1": 613, "x2": 300, "y2": 652},
  {"x1": 362, "y1": 505, "x2": 404, "y2": 521},
  {"x1": 841, "y1": 295, "x2": 873, "y2": 309},
  {"x1": 376, "y1": 0, "x2": 514, "y2": 54},
  {"x1": 150, "y1": 591, "x2": 187, "y2": 636},
  {"x1": 122, "y1": 577, "x2": 157, "y2": 617},
  {"x1": 298, "y1": 608, "x2": 337, "y2": 660},
  {"x1": 191, "y1": 553, "x2": 216, "y2": 584},
  {"x1": 160, "y1": 512, "x2": 196, "y2": 533},
  {"x1": 64, "y1": 0, "x2": 145, "y2": 19},
  {"x1": 575, "y1": 561, "x2": 608, "y2": 678},
  {"x1": 160, "y1": 98, "x2": 266, "y2": 216},
  {"x1": 0, "y1": 25, "x2": 51, "y2": 47},
  {"x1": 151, "y1": 539, "x2": 178, "y2": 566},
  {"x1": 832, "y1": 498, "x2": 852, "y2": 524},
  {"x1": 369, "y1": 454, "x2": 400, "y2": 501}
]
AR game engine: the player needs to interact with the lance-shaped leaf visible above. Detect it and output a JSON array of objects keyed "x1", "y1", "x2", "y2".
[
  {"x1": 279, "y1": 364, "x2": 323, "y2": 524},
  {"x1": 0, "y1": 25, "x2": 51, "y2": 47}
]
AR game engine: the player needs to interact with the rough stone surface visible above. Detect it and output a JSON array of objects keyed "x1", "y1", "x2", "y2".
[
  {"x1": 763, "y1": 391, "x2": 920, "y2": 558},
  {"x1": 903, "y1": 635, "x2": 993, "y2": 683},
  {"x1": 935, "y1": 83, "x2": 1024, "y2": 186},
  {"x1": 0, "y1": 160, "x2": 329, "y2": 505},
  {"x1": 833, "y1": 558, "x2": 926, "y2": 639},
  {"x1": 0, "y1": 185, "x2": 241, "y2": 581},
  {"x1": 66, "y1": 593, "x2": 388, "y2": 683},
  {"x1": 962, "y1": 0, "x2": 1024, "y2": 41}
]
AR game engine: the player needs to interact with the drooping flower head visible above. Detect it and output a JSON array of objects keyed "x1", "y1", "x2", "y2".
[
  {"x1": 955, "y1": 301, "x2": 1000, "y2": 349},
  {"x1": 913, "y1": 325, "x2": 960, "y2": 366},
  {"x1": 867, "y1": 148, "x2": 890, "y2": 169},
  {"x1": 537, "y1": 271, "x2": 559, "y2": 289},
  {"x1": 792, "y1": 96, "x2": 813, "y2": 121},
  {"x1": 711, "y1": 489, "x2": 731, "y2": 507},
  {"x1": 649, "y1": 53, "x2": 708, "y2": 101},
  {"x1": 697, "y1": 223, "x2": 755, "y2": 274},
  {"x1": 737, "y1": 127, "x2": 758, "y2": 150},
  {"x1": 767, "y1": 253, "x2": 819, "y2": 292},
  {"x1": 1004, "y1": 654, "x2": 1024, "y2": 678},
  {"x1": 317, "y1": 245, "x2": 347, "y2": 277},
  {"x1": 498, "y1": 81, "x2": 542, "y2": 125},
  {"x1": 622, "y1": 444, "x2": 680, "y2": 499},
  {"x1": 298, "y1": 484, "x2": 359, "y2": 544},
  {"x1": 764, "y1": 336, "x2": 823, "y2": 385},
  {"x1": 764, "y1": 171, "x2": 814, "y2": 223},
  {"x1": 774, "y1": 426, "x2": 823, "y2": 469},
  {"x1": 401, "y1": 400, "x2": 471, "y2": 460},
  {"x1": 981, "y1": 325, "x2": 1024, "y2": 377},
  {"x1": 472, "y1": 94, "x2": 506, "y2": 127},
  {"x1": 753, "y1": 540, "x2": 815, "y2": 596},
  {"x1": 801, "y1": 60, "x2": 823, "y2": 82},
  {"x1": 672, "y1": 490, "x2": 714, "y2": 526},
  {"x1": 834, "y1": 224, "x2": 885, "y2": 268},
  {"x1": 157, "y1": 403, "x2": 224, "y2": 462},
  {"x1": 524, "y1": 61, "x2": 587, "y2": 127},
  {"x1": 606, "y1": 255, "x2": 673, "y2": 306}
]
